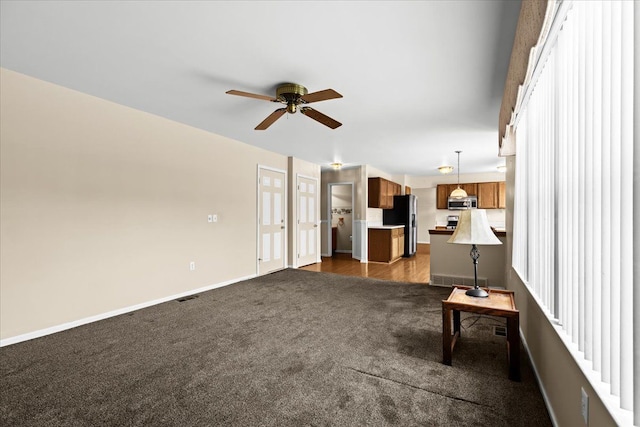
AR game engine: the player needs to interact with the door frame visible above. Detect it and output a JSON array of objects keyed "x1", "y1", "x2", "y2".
[
  {"x1": 327, "y1": 181, "x2": 355, "y2": 259},
  {"x1": 256, "y1": 165, "x2": 287, "y2": 276}
]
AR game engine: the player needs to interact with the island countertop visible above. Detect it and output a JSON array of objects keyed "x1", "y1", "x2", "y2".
[
  {"x1": 368, "y1": 225, "x2": 405, "y2": 230},
  {"x1": 429, "y1": 228, "x2": 506, "y2": 237}
]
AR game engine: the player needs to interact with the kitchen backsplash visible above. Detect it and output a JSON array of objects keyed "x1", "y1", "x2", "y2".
[
  {"x1": 367, "y1": 208, "x2": 383, "y2": 226},
  {"x1": 435, "y1": 209, "x2": 506, "y2": 230}
]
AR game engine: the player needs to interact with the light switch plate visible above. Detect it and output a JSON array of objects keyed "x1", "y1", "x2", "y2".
[{"x1": 207, "y1": 215, "x2": 213, "y2": 223}]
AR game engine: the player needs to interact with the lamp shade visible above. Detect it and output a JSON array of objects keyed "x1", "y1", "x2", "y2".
[{"x1": 447, "y1": 209, "x2": 502, "y2": 245}]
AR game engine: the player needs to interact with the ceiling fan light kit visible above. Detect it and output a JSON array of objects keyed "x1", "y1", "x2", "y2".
[{"x1": 226, "y1": 83, "x2": 342, "y2": 130}]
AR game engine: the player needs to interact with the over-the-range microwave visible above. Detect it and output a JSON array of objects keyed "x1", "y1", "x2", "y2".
[{"x1": 448, "y1": 196, "x2": 478, "y2": 210}]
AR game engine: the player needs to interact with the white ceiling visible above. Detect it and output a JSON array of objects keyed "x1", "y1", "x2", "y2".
[{"x1": 0, "y1": 0, "x2": 520, "y2": 176}]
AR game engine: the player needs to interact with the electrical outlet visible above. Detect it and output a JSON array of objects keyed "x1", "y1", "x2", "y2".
[
  {"x1": 581, "y1": 387, "x2": 589, "y2": 425},
  {"x1": 189, "y1": 261, "x2": 195, "y2": 271}
]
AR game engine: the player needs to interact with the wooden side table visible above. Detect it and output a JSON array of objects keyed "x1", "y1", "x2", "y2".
[{"x1": 442, "y1": 285, "x2": 521, "y2": 381}]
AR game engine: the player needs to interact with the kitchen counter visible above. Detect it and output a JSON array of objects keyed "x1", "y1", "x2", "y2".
[
  {"x1": 429, "y1": 228, "x2": 506, "y2": 237},
  {"x1": 368, "y1": 225, "x2": 404, "y2": 230}
]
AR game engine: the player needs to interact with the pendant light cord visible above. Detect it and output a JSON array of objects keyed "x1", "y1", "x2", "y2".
[{"x1": 456, "y1": 150, "x2": 461, "y2": 187}]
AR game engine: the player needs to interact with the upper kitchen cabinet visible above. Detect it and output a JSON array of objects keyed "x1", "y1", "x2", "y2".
[
  {"x1": 478, "y1": 182, "x2": 498, "y2": 209},
  {"x1": 460, "y1": 183, "x2": 478, "y2": 197},
  {"x1": 437, "y1": 181, "x2": 505, "y2": 209},
  {"x1": 392, "y1": 182, "x2": 401, "y2": 196},
  {"x1": 498, "y1": 182, "x2": 506, "y2": 209},
  {"x1": 368, "y1": 177, "x2": 400, "y2": 209},
  {"x1": 436, "y1": 183, "x2": 478, "y2": 209},
  {"x1": 436, "y1": 185, "x2": 450, "y2": 209}
]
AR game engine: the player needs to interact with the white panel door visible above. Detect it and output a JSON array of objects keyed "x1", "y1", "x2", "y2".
[
  {"x1": 297, "y1": 175, "x2": 319, "y2": 267},
  {"x1": 258, "y1": 168, "x2": 286, "y2": 275}
]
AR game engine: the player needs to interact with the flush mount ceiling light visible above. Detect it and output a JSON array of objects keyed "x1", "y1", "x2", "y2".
[
  {"x1": 450, "y1": 150, "x2": 468, "y2": 199},
  {"x1": 438, "y1": 166, "x2": 454, "y2": 174},
  {"x1": 330, "y1": 162, "x2": 343, "y2": 170}
]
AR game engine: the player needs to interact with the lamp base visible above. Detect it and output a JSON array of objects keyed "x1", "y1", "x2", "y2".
[{"x1": 465, "y1": 287, "x2": 489, "y2": 298}]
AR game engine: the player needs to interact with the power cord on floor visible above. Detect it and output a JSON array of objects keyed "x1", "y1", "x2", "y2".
[{"x1": 460, "y1": 314, "x2": 506, "y2": 331}]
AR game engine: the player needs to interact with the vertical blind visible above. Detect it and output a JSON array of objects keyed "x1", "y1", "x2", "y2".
[{"x1": 512, "y1": 1, "x2": 636, "y2": 425}]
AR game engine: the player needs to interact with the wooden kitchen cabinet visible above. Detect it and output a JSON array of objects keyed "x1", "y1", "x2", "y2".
[
  {"x1": 437, "y1": 181, "x2": 504, "y2": 209},
  {"x1": 436, "y1": 184, "x2": 450, "y2": 209},
  {"x1": 368, "y1": 177, "x2": 400, "y2": 209},
  {"x1": 478, "y1": 182, "x2": 499, "y2": 209},
  {"x1": 436, "y1": 183, "x2": 478, "y2": 209},
  {"x1": 459, "y1": 183, "x2": 478, "y2": 197},
  {"x1": 368, "y1": 227, "x2": 405, "y2": 263},
  {"x1": 498, "y1": 181, "x2": 506, "y2": 209}
]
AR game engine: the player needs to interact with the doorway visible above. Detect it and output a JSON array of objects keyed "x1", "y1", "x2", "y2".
[
  {"x1": 296, "y1": 174, "x2": 319, "y2": 268},
  {"x1": 328, "y1": 183, "x2": 354, "y2": 258},
  {"x1": 257, "y1": 166, "x2": 286, "y2": 275}
]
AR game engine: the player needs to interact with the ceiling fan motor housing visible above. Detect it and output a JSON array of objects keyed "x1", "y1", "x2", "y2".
[{"x1": 276, "y1": 83, "x2": 308, "y2": 114}]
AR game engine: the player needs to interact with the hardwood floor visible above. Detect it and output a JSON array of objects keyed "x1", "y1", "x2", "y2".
[{"x1": 300, "y1": 244, "x2": 431, "y2": 284}]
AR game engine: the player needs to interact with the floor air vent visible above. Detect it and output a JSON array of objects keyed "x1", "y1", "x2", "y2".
[
  {"x1": 176, "y1": 295, "x2": 199, "y2": 303},
  {"x1": 493, "y1": 326, "x2": 507, "y2": 337},
  {"x1": 430, "y1": 274, "x2": 488, "y2": 288}
]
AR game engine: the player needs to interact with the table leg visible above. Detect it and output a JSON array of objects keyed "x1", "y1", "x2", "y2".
[
  {"x1": 453, "y1": 309, "x2": 461, "y2": 337},
  {"x1": 443, "y1": 305, "x2": 452, "y2": 365},
  {"x1": 507, "y1": 316, "x2": 521, "y2": 381}
]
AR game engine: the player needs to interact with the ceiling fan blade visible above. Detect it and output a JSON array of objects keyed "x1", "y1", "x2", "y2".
[
  {"x1": 300, "y1": 89, "x2": 343, "y2": 104},
  {"x1": 255, "y1": 108, "x2": 287, "y2": 130},
  {"x1": 226, "y1": 90, "x2": 277, "y2": 102},
  {"x1": 300, "y1": 107, "x2": 342, "y2": 129}
]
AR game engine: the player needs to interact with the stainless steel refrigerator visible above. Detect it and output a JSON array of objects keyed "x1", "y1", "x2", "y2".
[{"x1": 382, "y1": 194, "x2": 417, "y2": 257}]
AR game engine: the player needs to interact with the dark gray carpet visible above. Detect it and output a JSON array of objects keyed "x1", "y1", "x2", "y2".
[{"x1": 1, "y1": 269, "x2": 551, "y2": 426}]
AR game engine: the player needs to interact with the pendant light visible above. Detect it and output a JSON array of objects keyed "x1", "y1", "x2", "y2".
[{"x1": 450, "y1": 150, "x2": 468, "y2": 199}]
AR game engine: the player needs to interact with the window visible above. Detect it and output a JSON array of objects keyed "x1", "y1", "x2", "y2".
[{"x1": 512, "y1": 1, "x2": 636, "y2": 425}]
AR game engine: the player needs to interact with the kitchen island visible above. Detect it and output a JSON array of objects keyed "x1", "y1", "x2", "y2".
[
  {"x1": 429, "y1": 228, "x2": 506, "y2": 288},
  {"x1": 368, "y1": 225, "x2": 404, "y2": 263}
]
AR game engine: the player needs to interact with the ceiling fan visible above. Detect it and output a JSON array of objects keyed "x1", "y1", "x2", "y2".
[{"x1": 226, "y1": 83, "x2": 342, "y2": 130}]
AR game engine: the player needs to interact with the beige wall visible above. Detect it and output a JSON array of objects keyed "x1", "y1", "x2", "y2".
[
  {"x1": 429, "y1": 233, "x2": 506, "y2": 287},
  {"x1": 0, "y1": 69, "x2": 288, "y2": 341},
  {"x1": 504, "y1": 156, "x2": 617, "y2": 426}
]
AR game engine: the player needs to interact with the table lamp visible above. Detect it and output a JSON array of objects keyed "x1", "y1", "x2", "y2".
[{"x1": 447, "y1": 209, "x2": 502, "y2": 297}]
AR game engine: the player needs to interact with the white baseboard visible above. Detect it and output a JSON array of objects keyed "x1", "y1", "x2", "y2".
[
  {"x1": 520, "y1": 330, "x2": 559, "y2": 427},
  {"x1": 0, "y1": 274, "x2": 255, "y2": 347}
]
